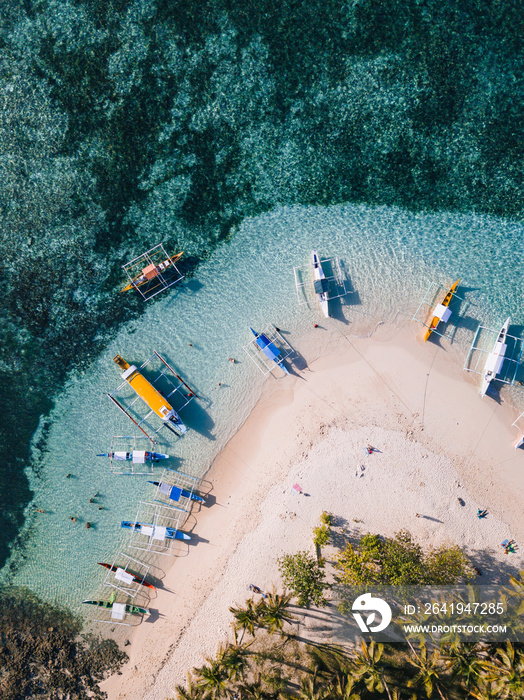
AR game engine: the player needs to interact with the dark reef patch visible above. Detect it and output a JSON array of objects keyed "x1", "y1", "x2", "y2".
[{"x1": 0, "y1": 587, "x2": 127, "y2": 699}]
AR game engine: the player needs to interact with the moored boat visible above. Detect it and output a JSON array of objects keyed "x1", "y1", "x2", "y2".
[
  {"x1": 250, "y1": 328, "x2": 290, "y2": 374},
  {"x1": 481, "y1": 317, "x2": 510, "y2": 397},
  {"x1": 148, "y1": 481, "x2": 206, "y2": 504},
  {"x1": 121, "y1": 520, "x2": 191, "y2": 541},
  {"x1": 82, "y1": 599, "x2": 150, "y2": 616},
  {"x1": 97, "y1": 450, "x2": 169, "y2": 461},
  {"x1": 312, "y1": 250, "x2": 329, "y2": 318},
  {"x1": 97, "y1": 562, "x2": 156, "y2": 590},
  {"x1": 424, "y1": 279, "x2": 460, "y2": 342},
  {"x1": 113, "y1": 355, "x2": 187, "y2": 434},
  {"x1": 121, "y1": 252, "x2": 183, "y2": 293}
]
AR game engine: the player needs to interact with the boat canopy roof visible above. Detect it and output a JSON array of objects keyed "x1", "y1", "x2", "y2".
[
  {"x1": 485, "y1": 344, "x2": 507, "y2": 374},
  {"x1": 434, "y1": 304, "x2": 452, "y2": 322},
  {"x1": 158, "y1": 482, "x2": 183, "y2": 501},
  {"x1": 256, "y1": 338, "x2": 280, "y2": 362},
  {"x1": 115, "y1": 568, "x2": 135, "y2": 584},
  {"x1": 141, "y1": 525, "x2": 167, "y2": 540},
  {"x1": 111, "y1": 603, "x2": 126, "y2": 620},
  {"x1": 314, "y1": 279, "x2": 329, "y2": 294}
]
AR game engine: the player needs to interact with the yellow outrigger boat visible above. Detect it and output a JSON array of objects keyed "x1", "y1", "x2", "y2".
[
  {"x1": 424, "y1": 279, "x2": 460, "y2": 342},
  {"x1": 121, "y1": 252, "x2": 184, "y2": 293},
  {"x1": 113, "y1": 354, "x2": 188, "y2": 434}
]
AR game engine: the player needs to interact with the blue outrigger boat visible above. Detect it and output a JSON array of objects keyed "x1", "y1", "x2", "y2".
[
  {"x1": 121, "y1": 520, "x2": 191, "y2": 541},
  {"x1": 148, "y1": 481, "x2": 205, "y2": 504},
  {"x1": 250, "y1": 328, "x2": 290, "y2": 374}
]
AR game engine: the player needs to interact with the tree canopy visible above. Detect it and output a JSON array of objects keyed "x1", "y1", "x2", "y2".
[{"x1": 335, "y1": 530, "x2": 474, "y2": 586}]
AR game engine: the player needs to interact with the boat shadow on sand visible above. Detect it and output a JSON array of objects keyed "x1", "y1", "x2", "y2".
[{"x1": 484, "y1": 383, "x2": 505, "y2": 405}]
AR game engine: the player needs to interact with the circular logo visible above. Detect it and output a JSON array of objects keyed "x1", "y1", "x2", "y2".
[{"x1": 352, "y1": 593, "x2": 392, "y2": 633}]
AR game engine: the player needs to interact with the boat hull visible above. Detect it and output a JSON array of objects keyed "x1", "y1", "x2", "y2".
[
  {"x1": 148, "y1": 481, "x2": 206, "y2": 503},
  {"x1": 480, "y1": 317, "x2": 510, "y2": 397},
  {"x1": 97, "y1": 452, "x2": 169, "y2": 461},
  {"x1": 312, "y1": 250, "x2": 329, "y2": 318},
  {"x1": 97, "y1": 562, "x2": 156, "y2": 590},
  {"x1": 82, "y1": 600, "x2": 150, "y2": 616},
  {"x1": 250, "y1": 328, "x2": 289, "y2": 374},
  {"x1": 424, "y1": 279, "x2": 460, "y2": 342},
  {"x1": 118, "y1": 361, "x2": 187, "y2": 433},
  {"x1": 121, "y1": 520, "x2": 191, "y2": 541},
  {"x1": 121, "y1": 252, "x2": 184, "y2": 292}
]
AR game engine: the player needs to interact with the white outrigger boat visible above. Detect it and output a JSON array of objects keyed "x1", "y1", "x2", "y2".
[
  {"x1": 97, "y1": 450, "x2": 169, "y2": 461},
  {"x1": 312, "y1": 250, "x2": 329, "y2": 318},
  {"x1": 481, "y1": 317, "x2": 510, "y2": 397}
]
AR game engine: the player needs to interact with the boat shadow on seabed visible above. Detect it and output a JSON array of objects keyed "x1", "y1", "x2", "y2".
[{"x1": 179, "y1": 399, "x2": 215, "y2": 441}]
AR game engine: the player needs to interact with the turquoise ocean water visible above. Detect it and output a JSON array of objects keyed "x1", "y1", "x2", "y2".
[{"x1": 1, "y1": 203, "x2": 523, "y2": 612}]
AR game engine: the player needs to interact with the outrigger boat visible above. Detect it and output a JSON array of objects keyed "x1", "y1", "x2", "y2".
[
  {"x1": 312, "y1": 250, "x2": 329, "y2": 318},
  {"x1": 97, "y1": 562, "x2": 156, "y2": 590},
  {"x1": 121, "y1": 252, "x2": 183, "y2": 293},
  {"x1": 424, "y1": 279, "x2": 460, "y2": 342},
  {"x1": 250, "y1": 328, "x2": 290, "y2": 374},
  {"x1": 97, "y1": 450, "x2": 169, "y2": 461},
  {"x1": 113, "y1": 355, "x2": 187, "y2": 435},
  {"x1": 481, "y1": 317, "x2": 510, "y2": 397},
  {"x1": 121, "y1": 520, "x2": 191, "y2": 541},
  {"x1": 148, "y1": 480, "x2": 205, "y2": 504},
  {"x1": 82, "y1": 599, "x2": 150, "y2": 616}
]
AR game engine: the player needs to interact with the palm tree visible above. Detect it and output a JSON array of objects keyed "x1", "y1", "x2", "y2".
[
  {"x1": 285, "y1": 673, "x2": 327, "y2": 700},
  {"x1": 230, "y1": 682, "x2": 275, "y2": 700},
  {"x1": 220, "y1": 642, "x2": 251, "y2": 683},
  {"x1": 406, "y1": 640, "x2": 448, "y2": 700},
  {"x1": 258, "y1": 590, "x2": 295, "y2": 636},
  {"x1": 484, "y1": 641, "x2": 524, "y2": 699},
  {"x1": 441, "y1": 642, "x2": 486, "y2": 692},
  {"x1": 193, "y1": 651, "x2": 230, "y2": 700},
  {"x1": 350, "y1": 640, "x2": 393, "y2": 697},
  {"x1": 469, "y1": 678, "x2": 506, "y2": 700},
  {"x1": 332, "y1": 673, "x2": 362, "y2": 700},
  {"x1": 229, "y1": 599, "x2": 264, "y2": 643},
  {"x1": 173, "y1": 671, "x2": 205, "y2": 700}
]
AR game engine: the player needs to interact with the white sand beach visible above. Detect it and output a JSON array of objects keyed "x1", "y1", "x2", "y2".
[{"x1": 101, "y1": 320, "x2": 524, "y2": 700}]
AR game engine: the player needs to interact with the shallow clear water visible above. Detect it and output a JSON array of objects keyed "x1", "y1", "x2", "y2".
[{"x1": 2, "y1": 202, "x2": 523, "y2": 611}]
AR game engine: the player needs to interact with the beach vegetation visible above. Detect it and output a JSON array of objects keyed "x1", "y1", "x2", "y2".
[
  {"x1": 312, "y1": 525, "x2": 329, "y2": 549},
  {"x1": 350, "y1": 640, "x2": 392, "y2": 696},
  {"x1": 441, "y1": 642, "x2": 488, "y2": 693},
  {"x1": 176, "y1": 576, "x2": 524, "y2": 700},
  {"x1": 313, "y1": 512, "x2": 332, "y2": 549},
  {"x1": 424, "y1": 544, "x2": 475, "y2": 585},
  {"x1": 193, "y1": 650, "x2": 231, "y2": 699},
  {"x1": 258, "y1": 589, "x2": 296, "y2": 637},
  {"x1": 335, "y1": 530, "x2": 473, "y2": 587},
  {"x1": 278, "y1": 551, "x2": 328, "y2": 608},
  {"x1": 405, "y1": 640, "x2": 448, "y2": 699},
  {"x1": 320, "y1": 511, "x2": 333, "y2": 526},
  {"x1": 229, "y1": 598, "x2": 264, "y2": 642},
  {"x1": 175, "y1": 575, "x2": 524, "y2": 700},
  {"x1": 173, "y1": 674, "x2": 202, "y2": 700}
]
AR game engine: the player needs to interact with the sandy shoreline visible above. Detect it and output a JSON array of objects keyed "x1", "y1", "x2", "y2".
[{"x1": 101, "y1": 321, "x2": 524, "y2": 700}]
